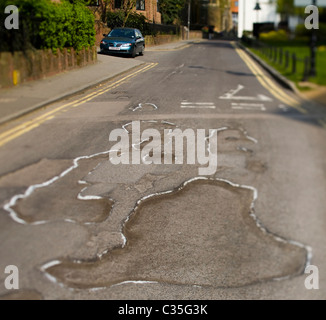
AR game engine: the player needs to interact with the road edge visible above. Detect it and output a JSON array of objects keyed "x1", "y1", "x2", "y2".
[{"x1": 237, "y1": 42, "x2": 300, "y2": 95}]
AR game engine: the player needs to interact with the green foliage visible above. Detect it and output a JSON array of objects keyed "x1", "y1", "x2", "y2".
[
  {"x1": 158, "y1": 0, "x2": 186, "y2": 25},
  {"x1": 295, "y1": 23, "x2": 326, "y2": 44},
  {"x1": 276, "y1": 0, "x2": 294, "y2": 15},
  {"x1": 107, "y1": 10, "x2": 149, "y2": 34},
  {"x1": 250, "y1": 45, "x2": 326, "y2": 87},
  {"x1": 276, "y1": 0, "x2": 303, "y2": 16},
  {"x1": 0, "y1": 0, "x2": 95, "y2": 52},
  {"x1": 125, "y1": 11, "x2": 149, "y2": 34},
  {"x1": 276, "y1": 0, "x2": 326, "y2": 19},
  {"x1": 107, "y1": 9, "x2": 125, "y2": 28},
  {"x1": 260, "y1": 29, "x2": 288, "y2": 43}
]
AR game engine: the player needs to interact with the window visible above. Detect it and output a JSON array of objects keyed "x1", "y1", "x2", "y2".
[
  {"x1": 135, "y1": 30, "x2": 143, "y2": 38},
  {"x1": 136, "y1": 0, "x2": 145, "y2": 10}
]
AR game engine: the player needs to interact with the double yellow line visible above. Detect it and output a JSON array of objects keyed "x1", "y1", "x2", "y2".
[
  {"x1": 0, "y1": 62, "x2": 158, "y2": 148},
  {"x1": 234, "y1": 44, "x2": 306, "y2": 114}
]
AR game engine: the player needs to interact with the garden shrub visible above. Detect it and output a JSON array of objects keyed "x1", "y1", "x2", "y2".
[
  {"x1": 259, "y1": 29, "x2": 288, "y2": 43},
  {"x1": 0, "y1": 0, "x2": 95, "y2": 52}
]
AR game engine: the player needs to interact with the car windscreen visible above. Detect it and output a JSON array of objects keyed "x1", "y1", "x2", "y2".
[{"x1": 109, "y1": 29, "x2": 135, "y2": 38}]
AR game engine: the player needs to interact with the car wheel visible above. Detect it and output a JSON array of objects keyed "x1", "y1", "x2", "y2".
[
  {"x1": 139, "y1": 45, "x2": 145, "y2": 56},
  {"x1": 131, "y1": 47, "x2": 136, "y2": 58}
]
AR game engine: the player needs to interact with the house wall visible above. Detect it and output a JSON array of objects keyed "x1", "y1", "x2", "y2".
[
  {"x1": 137, "y1": 0, "x2": 161, "y2": 23},
  {"x1": 238, "y1": 0, "x2": 281, "y2": 37},
  {"x1": 112, "y1": 0, "x2": 161, "y2": 24},
  {"x1": 207, "y1": 0, "x2": 233, "y2": 32}
]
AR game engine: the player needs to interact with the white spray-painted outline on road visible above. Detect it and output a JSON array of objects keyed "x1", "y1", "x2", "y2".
[
  {"x1": 40, "y1": 175, "x2": 312, "y2": 291},
  {"x1": 2, "y1": 120, "x2": 181, "y2": 225},
  {"x1": 1, "y1": 124, "x2": 265, "y2": 228},
  {"x1": 130, "y1": 103, "x2": 158, "y2": 112},
  {"x1": 1, "y1": 123, "x2": 312, "y2": 290},
  {"x1": 2, "y1": 149, "x2": 116, "y2": 226}
]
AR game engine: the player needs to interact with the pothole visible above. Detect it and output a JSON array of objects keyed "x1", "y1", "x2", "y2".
[
  {"x1": 45, "y1": 178, "x2": 308, "y2": 289},
  {"x1": 3, "y1": 154, "x2": 114, "y2": 225}
]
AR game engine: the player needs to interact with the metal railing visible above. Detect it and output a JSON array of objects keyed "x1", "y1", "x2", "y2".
[{"x1": 255, "y1": 44, "x2": 311, "y2": 81}]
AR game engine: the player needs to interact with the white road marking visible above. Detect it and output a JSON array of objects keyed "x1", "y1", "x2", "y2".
[
  {"x1": 180, "y1": 106, "x2": 216, "y2": 109},
  {"x1": 181, "y1": 102, "x2": 215, "y2": 105},
  {"x1": 220, "y1": 84, "x2": 273, "y2": 102},
  {"x1": 232, "y1": 103, "x2": 266, "y2": 111},
  {"x1": 180, "y1": 101, "x2": 216, "y2": 109}
]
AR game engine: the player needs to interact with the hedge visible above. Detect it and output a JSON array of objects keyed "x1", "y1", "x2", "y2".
[
  {"x1": 0, "y1": 0, "x2": 95, "y2": 52},
  {"x1": 295, "y1": 23, "x2": 326, "y2": 44}
]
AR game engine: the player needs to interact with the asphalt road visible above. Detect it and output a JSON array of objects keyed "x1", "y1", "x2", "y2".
[{"x1": 0, "y1": 40, "x2": 326, "y2": 300}]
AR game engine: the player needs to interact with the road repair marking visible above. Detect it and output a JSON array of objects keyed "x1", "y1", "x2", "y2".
[
  {"x1": 232, "y1": 43, "x2": 306, "y2": 114},
  {"x1": 180, "y1": 101, "x2": 216, "y2": 109},
  {"x1": 219, "y1": 84, "x2": 272, "y2": 102},
  {"x1": 232, "y1": 103, "x2": 266, "y2": 111},
  {"x1": 130, "y1": 103, "x2": 158, "y2": 112},
  {"x1": 0, "y1": 62, "x2": 158, "y2": 148}
]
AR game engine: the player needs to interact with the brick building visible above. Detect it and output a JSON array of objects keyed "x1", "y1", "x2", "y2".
[
  {"x1": 231, "y1": 0, "x2": 239, "y2": 30},
  {"x1": 113, "y1": 0, "x2": 161, "y2": 24},
  {"x1": 207, "y1": 0, "x2": 233, "y2": 32}
]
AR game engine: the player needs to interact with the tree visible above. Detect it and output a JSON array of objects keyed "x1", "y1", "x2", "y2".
[
  {"x1": 87, "y1": 0, "x2": 112, "y2": 23},
  {"x1": 276, "y1": 0, "x2": 305, "y2": 21},
  {"x1": 107, "y1": 9, "x2": 149, "y2": 34},
  {"x1": 159, "y1": 0, "x2": 186, "y2": 25},
  {"x1": 122, "y1": 0, "x2": 136, "y2": 27},
  {"x1": 99, "y1": 0, "x2": 111, "y2": 23}
]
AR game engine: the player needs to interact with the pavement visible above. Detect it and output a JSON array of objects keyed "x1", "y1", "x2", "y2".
[
  {"x1": 299, "y1": 83, "x2": 326, "y2": 106},
  {"x1": 0, "y1": 40, "x2": 194, "y2": 125}
]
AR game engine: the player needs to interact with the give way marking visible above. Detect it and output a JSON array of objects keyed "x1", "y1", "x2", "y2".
[
  {"x1": 231, "y1": 103, "x2": 266, "y2": 111},
  {"x1": 219, "y1": 84, "x2": 273, "y2": 102},
  {"x1": 180, "y1": 101, "x2": 216, "y2": 109}
]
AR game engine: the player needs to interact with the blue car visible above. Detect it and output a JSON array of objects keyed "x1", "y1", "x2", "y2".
[{"x1": 100, "y1": 28, "x2": 145, "y2": 58}]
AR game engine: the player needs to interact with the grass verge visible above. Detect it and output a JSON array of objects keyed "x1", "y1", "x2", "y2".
[{"x1": 247, "y1": 44, "x2": 326, "y2": 90}]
